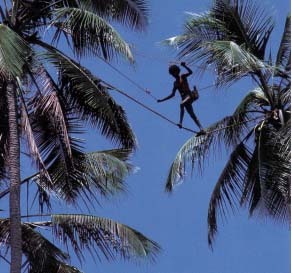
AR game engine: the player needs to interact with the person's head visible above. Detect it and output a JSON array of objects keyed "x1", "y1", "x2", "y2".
[{"x1": 169, "y1": 64, "x2": 180, "y2": 77}]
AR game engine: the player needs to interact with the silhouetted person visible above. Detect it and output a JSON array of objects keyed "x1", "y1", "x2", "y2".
[{"x1": 157, "y1": 62, "x2": 205, "y2": 135}]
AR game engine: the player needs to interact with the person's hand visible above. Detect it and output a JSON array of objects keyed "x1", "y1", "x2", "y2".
[{"x1": 181, "y1": 62, "x2": 186, "y2": 66}]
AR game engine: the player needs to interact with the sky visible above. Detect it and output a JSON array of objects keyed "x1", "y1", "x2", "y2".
[{"x1": 0, "y1": 0, "x2": 291, "y2": 273}]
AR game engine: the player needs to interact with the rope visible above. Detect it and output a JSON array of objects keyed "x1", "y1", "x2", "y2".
[
  {"x1": 97, "y1": 56, "x2": 158, "y2": 100},
  {"x1": 101, "y1": 79, "x2": 263, "y2": 135},
  {"x1": 102, "y1": 80, "x2": 198, "y2": 133},
  {"x1": 96, "y1": 55, "x2": 262, "y2": 135},
  {"x1": 97, "y1": 55, "x2": 217, "y2": 101}
]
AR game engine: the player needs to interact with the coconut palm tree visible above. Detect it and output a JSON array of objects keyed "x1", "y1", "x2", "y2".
[
  {"x1": 163, "y1": 0, "x2": 290, "y2": 247},
  {"x1": 0, "y1": 1, "x2": 160, "y2": 272}
]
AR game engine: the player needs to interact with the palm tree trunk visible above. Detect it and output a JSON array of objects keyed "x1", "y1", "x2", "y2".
[{"x1": 7, "y1": 81, "x2": 22, "y2": 273}]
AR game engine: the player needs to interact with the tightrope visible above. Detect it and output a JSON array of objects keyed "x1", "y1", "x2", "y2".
[{"x1": 102, "y1": 80, "x2": 263, "y2": 135}]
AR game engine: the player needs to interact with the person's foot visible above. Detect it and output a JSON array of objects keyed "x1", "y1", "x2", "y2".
[
  {"x1": 177, "y1": 123, "x2": 183, "y2": 129},
  {"x1": 196, "y1": 129, "x2": 206, "y2": 136}
]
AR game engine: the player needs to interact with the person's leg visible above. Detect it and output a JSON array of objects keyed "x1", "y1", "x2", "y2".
[
  {"x1": 185, "y1": 104, "x2": 204, "y2": 130},
  {"x1": 178, "y1": 104, "x2": 185, "y2": 128}
]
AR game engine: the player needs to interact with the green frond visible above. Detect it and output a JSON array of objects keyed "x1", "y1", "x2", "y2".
[
  {"x1": 164, "y1": 0, "x2": 274, "y2": 74},
  {"x1": 0, "y1": 219, "x2": 72, "y2": 273},
  {"x1": 201, "y1": 40, "x2": 268, "y2": 85},
  {"x1": 208, "y1": 142, "x2": 252, "y2": 247},
  {"x1": 257, "y1": 122, "x2": 291, "y2": 222},
  {"x1": 81, "y1": 149, "x2": 135, "y2": 196},
  {"x1": 22, "y1": 223, "x2": 69, "y2": 273},
  {"x1": 18, "y1": 78, "x2": 54, "y2": 187},
  {"x1": 30, "y1": 148, "x2": 134, "y2": 206},
  {"x1": 0, "y1": 24, "x2": 31, "y2": 78},
  {"x1": 240, "y1": 145, "x2": 262, "y2": 215},
  {"x1": 54, "y1": 263, "x2": 84, "y2": 273},
  {"x1": 211, "y1": 0, "x2": 274, "y2": 58},
  {"x1": 52, "y1": 5, "x2": 133, "y2": 61},
  {"x1": 276, "y1": 15, "x2": 291, "y2": 69},
  {"x1": 50, "y1": 214, "x2": 160, "y2": 262},
  {"x1": 79, "y1": 0, "x2": 149, "y2": 31},
  {"x1": 165, "y1": 115, "x2": 253, "y2": 192},
  {"x1": 39, "y1": 43, "x2": 137, "y2": 150},
  {"x1": 52, "y1": 0, "x2": 149, "y2": 31},
  {"x1": 234, "y1": 88, "x2": 270, "y2": 114}
]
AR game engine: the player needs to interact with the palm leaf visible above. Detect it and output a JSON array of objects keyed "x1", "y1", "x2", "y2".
[
  {"x1": 164, "y1": 0, "x2": 274, "y2": 77},
  {"x1": 38, "y1": 43, "x2": 136, "y2": 150},
  {"x1": 207, "y1": 142, "x2": 252, "y2": 247},
  {"x1": 200, "y1": 40, "x2": 267, "y2": 86},
  {"x1": 51, "y1": 4, "x2": 133, "y2": 61},
  {"x1": 80, "y1": 149, "x2": 135, "y2": 196},
  {"x1": 276, "y1": 15, "x2": 291, "y2": 69},
  {"x1": 211, "y1": 0, "x2": 274, "y2": 58},
  {"x1": 18, "y1": 77, "x2": 55, "y2": 188},
  {"x1": 165, "y1": 115, "x2": 253, "y2": 192},
  {"x1": 257, "y1": 122, "x2": 291, "y2": 222},
  {"x1": 0, "y1": 24, "x2": 31, "y2": 77},
  {"x1": 81, "y1": 0, "x2": 149, "y2": 30},
  {"x1": 52, "y1": 0, "x2": 149, "y2": 31},
  {"x1": 50, "y1": 214, "x2": 160, "y2": 262},
  {"x1": 31, "y1": 149, "x2": 134, "y2": 206},
  {"x1": 22, "y1": 223, "x2": 69, "y2": 273},
  {"x1": 0, "y1": 219, "x2": 71, "y2": 273},
  {"x1": 240, "y1": 145, "x2": 262, "y2": 215}
]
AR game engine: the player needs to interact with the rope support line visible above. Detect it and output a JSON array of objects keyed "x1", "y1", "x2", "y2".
[
  {"x1": 97, "y1": 56, "x2": 159, "y2": 100},
  {"x1": 103, "y1": 80, "x2": 198, "y2": 133},
  {"x1": 97, "y1": 55, "x2": 217, "y2": 101},
  {"x1": 102, "y1": 80, "x2": 263, "y2": 136}
]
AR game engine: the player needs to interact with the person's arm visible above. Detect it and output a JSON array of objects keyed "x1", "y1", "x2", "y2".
[
  {"x1": 157, "y1": 85, "x2": 177, "y2": 102},
  {"x1": 181, "y1": 62, "x2": 192, "y2": 77}
]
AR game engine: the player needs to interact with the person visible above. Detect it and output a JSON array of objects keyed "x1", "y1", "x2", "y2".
[{"x1": 157, "y1": 62, "x2": 205, "y2": 135}]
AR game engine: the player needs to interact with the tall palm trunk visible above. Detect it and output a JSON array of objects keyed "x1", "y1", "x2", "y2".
[{"x1": 7, "y1": 81, "x2": 22, "y2": 273}]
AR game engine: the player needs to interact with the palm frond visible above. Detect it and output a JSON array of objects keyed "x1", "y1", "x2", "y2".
[
  {"x1": 31, "y1": 67, "x2": 75, "y2": 161},
  {"x1": 80, "y1": 149, "x2": 135, "y2": 196},
  {"x1": 276, "y1": 15, "x2": 291, "y2": 70},
  {"x1": 77, "y1": 0, "x2": 149, "y2": 31},
  {"x1": 211, "y1": 0, "x2": 274, "y2": 58},
  {"x1": 31, "y1": 148, "x2": 134, "y2": 207},
  {"x1": 51, "y1": 4, "x2": 133, "y2": 61},
  {"x1": 165, "y1": 115, "x2": 253, "y2": 192},
  {"x1": 201, "y1": 41, "x2": 268, "y2": 86},
  {"x1": 0, "y1": 219, "x2": 71, "y2": 273},
  {"x1": 50, "y1": 214, "x2": 160, "y2": 262},
  {"x1": 22, "y1": 223, "x2": 69, "y2": 273},
  {"x1": 39, "y1": 43, "x2": 136, "y2": 150},
  {"x1": 164, "y1": 0, "x2": 274, "y2": 74},
  {"x1": 52, "y1": 0, "x2": 149, "y2": 31},
  {"x1": 240, "y1": 145, "x2": 262, "y2": 215},
  {"x1": 0, "y1": 24, "x2": 31, "y2": 78},
  {"x1": 257, "y1": 122, "x2": 291, "y2": 222},
  {"x1": 207, "y1": 142, "x2": 252, "y2": 247},
  {"x1": 18, "y1": 78, "x2": 54, "y2": 189}
]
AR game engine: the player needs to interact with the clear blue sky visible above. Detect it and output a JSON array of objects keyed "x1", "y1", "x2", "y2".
[{"x1": 1, "y1": 0, "x2": 291, "y2": 273}]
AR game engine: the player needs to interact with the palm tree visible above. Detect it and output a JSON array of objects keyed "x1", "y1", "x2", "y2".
[
  {"x1": 163, "y1": 0, "x2": 290, "y2": 247},
  {"x1": 0, "y1": 1, "x2": 159, "y2": 272}
]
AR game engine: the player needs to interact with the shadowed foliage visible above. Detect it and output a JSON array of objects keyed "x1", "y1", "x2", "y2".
[
  {"x1": 0, "y1": 0, "x2": 160, "y2": 272},
  {"x1": 164, "y1": 0, "x2": 290, "y2": 247}
]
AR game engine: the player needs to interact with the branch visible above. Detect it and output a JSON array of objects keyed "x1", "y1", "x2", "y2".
[
  {"x1": 0, "y1": 254, "x2": 10, "y2": 265},
  {"x1": 0, "y1": 173, "x2": 38, "y2": 199}
]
